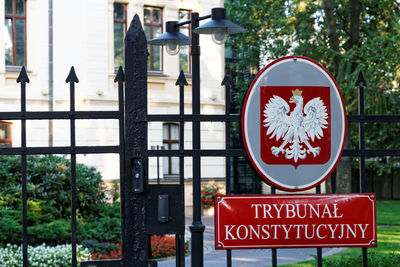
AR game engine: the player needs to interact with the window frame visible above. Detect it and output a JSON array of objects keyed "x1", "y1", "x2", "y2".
[
  {"x1": 144, "y1": 6, "x2": 163, "y2": 72},
  {"x1": 162, "y1": 123, "x2": 179, "y2": 176},
  {"x1": 4, "y1": 0, "x2": 27, "y2": 66},
  {"x1": 113, "y1": 2, "x2": 127, "y2": 71},
  {"x1": 178, "y1": 9, "x2": 191, "y2": 74},
  {"x1": 0, "y1": 121, "x2": 12, "y2": 147}
]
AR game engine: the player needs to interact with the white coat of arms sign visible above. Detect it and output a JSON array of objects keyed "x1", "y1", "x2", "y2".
[{"x1": 241, "y1": 56, "x2": 347, "y2": 191}]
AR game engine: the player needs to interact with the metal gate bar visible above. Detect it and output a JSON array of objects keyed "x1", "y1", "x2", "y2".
[
  {"x1": 115, "y1": 67, "x2": 126, "y2": 261},
  {"x1": 17, "y1": 67, "x2": 28, "y2": 267},
  {"x1": 177, "y1": 70, "x2": 187, "y2": 267},
  {"x1": 222, "y1": 73, "x2": 233, "y2": 267},
  {"x1": 67, "y1": 66, "x2": 78, "y2": 267},
  {"x1": 356, "y1": 72, "x2": 368, "y2": 267},
  {"x1": 316, "y1": 185, "x2": 322, "y2": 267},
  {"x1": 271, "y1": 186, "x2": 277, "y2": 267}
]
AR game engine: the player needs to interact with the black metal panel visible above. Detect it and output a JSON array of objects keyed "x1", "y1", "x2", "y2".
[{"x1": 146, "y1": 184, "x2": 184, "y2": 235}]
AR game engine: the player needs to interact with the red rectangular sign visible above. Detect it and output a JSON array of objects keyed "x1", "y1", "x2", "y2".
[{"x1": 215, "y1": 194, "x2": 376, "y2": 249}]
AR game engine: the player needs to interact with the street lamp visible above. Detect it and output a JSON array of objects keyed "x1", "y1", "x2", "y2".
[
  {"x1": 149, "y1": 7, "x2": 244, "y2": 267},
  {"x1": 193, "y1": 8, "x2": 245, "y2": 44},
  {"x1": 149, "y1": 21, "x2": 191, "y2": 55},
  {"x1": 149, "y1": 7, "x2": 244, "y2": 53}
]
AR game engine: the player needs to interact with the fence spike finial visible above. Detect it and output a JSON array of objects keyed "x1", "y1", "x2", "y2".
[
  {"x1": 114, "y1": 66, "x2": 125, "y2": 83},
  {"x1": 126, "y1": 14, "x2": 147, "y2": 47},
  {"x1": 221, "y1": 71, "x2": 233, "y2": 87},
  {"x1": 176, "y1": 70, "x2": 188, "y2": 86},
  {"x1": 355, "y1": 70, "x2": 367, "y2": 87},
  {"x1": 66, "y1": 66, "x2": 79, "y2": 83},
  {"x1": 17, "y1": 66, "x2": 30, "y2": 84}
]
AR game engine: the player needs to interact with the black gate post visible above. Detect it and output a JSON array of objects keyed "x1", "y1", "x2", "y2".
[
  {"x1": 123, "y1": 14, "x2": 149, "y2": 266},
  {"x1": 189, "y1": 12, "x2": 206, "y2": 267}
]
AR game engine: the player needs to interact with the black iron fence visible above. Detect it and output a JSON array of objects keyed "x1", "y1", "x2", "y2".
[
  {"x1": 2, "y1": 14, "x2": 400, "y2": 267},
  {"x1": 0, "y1": 65, "x2": 124, "y2": 267}
]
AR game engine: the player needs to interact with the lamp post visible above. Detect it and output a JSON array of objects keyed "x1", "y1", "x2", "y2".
[{"x1": 149, "y1": 7, "x2": 244, "y2": 266}]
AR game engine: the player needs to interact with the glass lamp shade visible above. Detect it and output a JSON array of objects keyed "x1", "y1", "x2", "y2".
[
  {"x1": 192, "y1": 7, "x2": 245, "y2": 40},
  {"x1": 166, "y1": 42, "x2": 180, "y2": 55},
  {"x1": 212, "y1": 31, "x2": 227, "y2": 45}
]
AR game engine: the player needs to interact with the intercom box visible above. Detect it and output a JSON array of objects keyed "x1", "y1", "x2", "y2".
[{"x1": 146, "y1": 184, "x2": 184, "y2": 235}]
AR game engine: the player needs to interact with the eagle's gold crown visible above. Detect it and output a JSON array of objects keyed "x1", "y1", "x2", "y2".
[{"x1": 292, "y1": 89, "x2": 302, "y2": 96}]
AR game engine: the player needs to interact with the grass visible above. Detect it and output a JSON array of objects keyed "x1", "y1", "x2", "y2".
[
  {"x1": 279, "y1": 200, "x2": 400, "y2": 267},
  {"x1": 376, "y1": 200, "x2": 400, "y2": 225}
]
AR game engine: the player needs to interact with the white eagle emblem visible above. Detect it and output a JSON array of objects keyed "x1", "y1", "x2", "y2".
[{"x1": 263, "y1": 89, "x2": 328, "y2": 163}]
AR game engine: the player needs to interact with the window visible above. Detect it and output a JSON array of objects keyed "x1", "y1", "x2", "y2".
[
  {"x1": 162, "y1": 123, "x2": 179, "y2": 176},
  {"x1": 144, "y1": 6, "x2": 162, "y2": 71},
  {"x1": 114, "y1": 3, "x2": 127, "y2": 69},
  {"x1": 178, "y1": 10, "x2": 191, "y2": 73},
  {"x1": 0, "y1": 122, "x2": 12, "y2": 147},
  {"x1": 4, "y1": 0, "x2": 26, "y2": 66}
]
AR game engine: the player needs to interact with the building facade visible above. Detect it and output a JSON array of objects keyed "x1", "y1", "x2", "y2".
[{"x1": 1, "y1": 0, "x2": 226, "y2": 205}]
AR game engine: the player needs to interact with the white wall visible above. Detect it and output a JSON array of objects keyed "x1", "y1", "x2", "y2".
[{"x1": 0, "y1": 0, "x2": 226, "y2": 182}]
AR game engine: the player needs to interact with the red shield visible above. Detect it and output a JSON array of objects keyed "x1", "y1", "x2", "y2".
[{"x1": 260, "y1": 86, "x2": 331, "y2": 168}]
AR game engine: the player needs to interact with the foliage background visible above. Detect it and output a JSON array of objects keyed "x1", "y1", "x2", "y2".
[
  {"x1": 225, "y1": 0, "x2": 400, "y2": 194},
  {"x1": 0, "y1": 155, "x2": 120, "y2": 246}
]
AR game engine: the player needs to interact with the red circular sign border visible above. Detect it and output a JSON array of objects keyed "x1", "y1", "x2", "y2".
[{"x1": 241, "y1": 56, "x2": 347, "y2": 192}]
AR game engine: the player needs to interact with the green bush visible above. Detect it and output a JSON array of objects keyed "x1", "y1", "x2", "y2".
[
  {"x1": 0, "y1": 210, "x2": 21, "y2": 245},
  {"x1": 0, "y1": 155, "x2": 105, "y2": 220},
  {"x1": 77, "y1": 203, "x2": 121, "y2": 243},
  {"x1": 28, "y1": 220, "x2": 71, "y2": 246},
  {"x1": 0, "y1": 209, "x2": 121, "y2": 246},
  {"x1": 81, "y1": 240, "x2": 120, "y2": 255},
  {"x1": 0, "y1": 155, "x2": 122, "y2": 246}
]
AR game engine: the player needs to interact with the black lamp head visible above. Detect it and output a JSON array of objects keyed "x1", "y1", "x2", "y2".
[
  {"x1": 192, "y1": 8, "x2": 245, "y2": 36},
  {"x1": 148, "y1": 21, "x2": 191, "y2": 46},
  {"x1": 149, "y1": 21, "x2": 191, "y2": 55}
]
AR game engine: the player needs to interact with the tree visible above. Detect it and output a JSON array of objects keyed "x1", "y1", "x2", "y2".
[{"x1": 226, "y1": 0, "x2": 400, "y2": 193}]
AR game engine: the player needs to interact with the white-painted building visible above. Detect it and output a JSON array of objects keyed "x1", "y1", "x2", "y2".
[{"x1": 0, "y1": 0, "x2": 226, "y2": 192}]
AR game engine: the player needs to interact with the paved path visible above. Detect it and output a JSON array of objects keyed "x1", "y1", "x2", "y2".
[{"x1": 157, "y1": 217, "x2": 345, "y2": 267}]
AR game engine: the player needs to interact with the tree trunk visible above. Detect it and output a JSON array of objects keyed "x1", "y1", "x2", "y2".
[
  {"x1": 335, "y1": 137, "x2": 352, "y2": 193},
  {"x1": 350, "y1": 0, "x2": 361, "y2": 48},
  {"x1": 350, "y1": 0, "x2": 361, "y2": 72},
  {"x1": 322, "y1": 0, "x2": 341, "y2": 74},
  {"x1": 323, "y1": 0, "x2": 358, "y2": 193}
]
